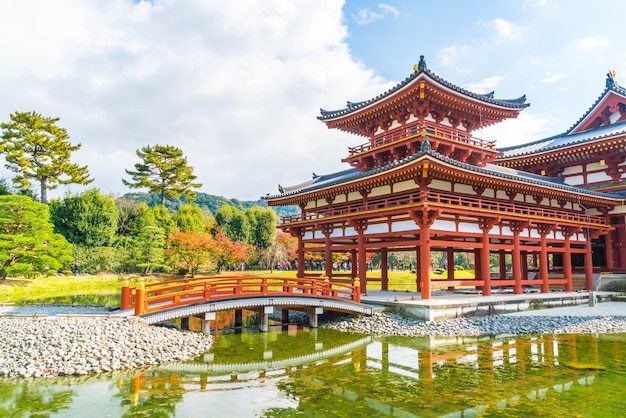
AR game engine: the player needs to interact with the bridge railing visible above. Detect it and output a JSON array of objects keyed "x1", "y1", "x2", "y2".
[{"x1": 122, "y1": 276, "x2": 361, "y2": 316}]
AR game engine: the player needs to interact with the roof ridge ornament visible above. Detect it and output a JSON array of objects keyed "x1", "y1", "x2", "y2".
[
  {"x1": 607, "y1": 70, "x2": 617, "y2": 88},
  {"x1": 420, "y1": 136, "x2": 431, "y2": 152},
  {"x1": 413, "y1": 55, "x2": 427, "y2": 73}
]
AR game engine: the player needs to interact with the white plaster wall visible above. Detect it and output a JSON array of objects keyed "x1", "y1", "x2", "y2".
[
  {"x1": 370, "y1": 185, "x2": 391, "y2": 198},
  {"x1": 564, "y1": 175, "x2": 584, "y2": 186},
  {"x1": 609, "y1": 204, "x2": 626, "y2": 215},
  {"x1": 455, "y1": 184, "x2": 475, "y2": 195},
  {"x1": 347, "y1": 191, "x2": 361, "y2": 202},
  {"x1": 389, "y1": 120, "x2": 402, "y2": 130},
  {"x1": 495, "y1": 190, "x2": 510, "y2": 200},
  {"x1": 587, "y1": 162, "x2": 605, "y2": 172},
  {"x1": 407, "y1": 115, "x2": 418, "y2": 123},
  {"x1": 334, "y1": 194, "x2": 346, "y2": 204},
  {"x1": 587, "y1": 171, "x2": 612, "y2": 183},
  {"x1": 394, "y1": 180, "x2": 416, "y2": 193},
  {"x1": 305, "y1": 201, "x2": 316, "y2": 210},
  {"x1": 563, "y1": 165, "x2": 583, "y2": 175},
  {"x1": 483, "y1": 188, "x2": 495, "y2": 198},
  {"x1": 430, "y1": 179, "x2": 452, "y2": 192}
]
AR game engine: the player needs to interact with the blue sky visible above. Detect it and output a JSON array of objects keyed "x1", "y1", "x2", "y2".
[{"x1": 1, "y1": 0, "x2": 625, "y2": 201}]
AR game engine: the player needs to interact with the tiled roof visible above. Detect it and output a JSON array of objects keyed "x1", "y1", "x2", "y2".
[
  {"x1": 263, "y1": 145, "x2": 624, "y2": 201},
  {"x1": 498, "y1": 74, "x2": 626, "y2": 159},
  {"x1": 566, "y1": 75, "x2": 626, "y2": 134},
  {"x1": 318, "y1": 56, "x2": 529, "y2": 120},
  {"x1": 498, "y1": 119, "x2": 626, "y2": 158}
]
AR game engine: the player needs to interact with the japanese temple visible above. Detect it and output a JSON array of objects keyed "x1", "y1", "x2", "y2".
[{"x1": 263, "y1": 56, "x2": 626, "y2": 299}]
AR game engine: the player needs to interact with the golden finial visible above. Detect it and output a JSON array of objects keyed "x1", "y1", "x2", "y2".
[{"x1": 609, "y1": 70, "x2": 616, "y2": 79}]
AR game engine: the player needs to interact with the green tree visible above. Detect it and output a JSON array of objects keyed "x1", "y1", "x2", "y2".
[
  {"x1": 123, "y1": 144, "x2": 202, "y2": 205},
  {"x1": 0, "y1": 195, "x2": 72, "y2": 279},
  {"x1": 245, "y1": 206, "x2": 277, "y2": 249},
  {"x1": 174, "y1": 204, "x2": 207, "y2": 233},
  {"x1": 49, "y1": 188, "x2": 119, "y2": 247},
  {"x1": 215, "y1": 205, "x2": 250, "y2": 243},
  {"x1": 136, "y1": 225, "x2": 168, "y2": 275},
  {"x1": 0, "y1": 111, "x2": 93, "y2": 204},
  {"x1": 144, "y1": 205, "x2": 176, "y2": 237}
]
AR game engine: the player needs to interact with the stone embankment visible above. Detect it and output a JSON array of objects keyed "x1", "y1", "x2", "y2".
[
  {"x1": 321, "y1": 311, "x2": 626, "y2": 337},
  {"x1": 0, "y1": 316, "x2": 212, "y2": 379}
]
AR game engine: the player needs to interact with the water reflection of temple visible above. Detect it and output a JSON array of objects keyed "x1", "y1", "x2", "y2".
[{"x1": 120, "y1": 330, "x2": 625, "y2": 417}]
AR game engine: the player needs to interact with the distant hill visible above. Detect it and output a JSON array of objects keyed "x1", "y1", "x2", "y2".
[{"x1": 118, "y1": 192, "x2": 299, "y2": 218}]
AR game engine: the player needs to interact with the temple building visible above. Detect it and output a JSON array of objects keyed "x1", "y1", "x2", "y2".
[{"x1": 263, "y1": 56, "x2": 626, "y2": 299}]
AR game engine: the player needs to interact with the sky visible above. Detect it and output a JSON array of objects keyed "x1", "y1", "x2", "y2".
[{"x1": 1, "y1": 0, "x2": 626, "y2": 202}]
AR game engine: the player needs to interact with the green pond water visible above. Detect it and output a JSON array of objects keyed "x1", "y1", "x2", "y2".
[{"x1": 1, "y1": 326, "x2": 625, "y2": 417}]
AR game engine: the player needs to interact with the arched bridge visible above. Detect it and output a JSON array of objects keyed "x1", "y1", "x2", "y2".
[{"x1": 119, "y1": 276, "x2": 373, "y2": 334}]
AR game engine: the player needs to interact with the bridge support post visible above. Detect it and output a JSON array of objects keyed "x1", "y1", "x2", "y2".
[
  {"x1": 180, "y1": 317, "x2": 190, "y2": 330},
  {"x1": 309, "y1": 307, "x2": 323, "y2": 328},
  {"x1": 201, "y1": 312, "x2": 216, "y2": 336},
  {"x1": 282, "y1": 309, "x2": 290, "y2": 324},
  {"x1": 259, "y1": 306, "x2": 273, "y2": 332},
  {"x1": 234, "y1": 309, "x2": 243, "y2": 328}
]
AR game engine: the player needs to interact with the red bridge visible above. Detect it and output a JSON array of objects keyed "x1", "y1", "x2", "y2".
[{"x1": 119, "y1": 275, "x2": 373, "y2": 334}]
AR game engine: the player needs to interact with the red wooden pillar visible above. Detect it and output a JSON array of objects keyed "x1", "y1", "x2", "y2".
[
  {"x1": 499, "y1": 250, "x2": 506, "y2": 280},
  {"x1": 510, "y1": 221, "x2": 524, "y2": 295},
  {"x1": 616, "y1": 220, "x2": 626, "y2": 268},
  {"x1": 350, "y1": 249, "x2": 357, "y2": 279},
  {"x1": 419, "y1": 224, "x2": 431, "y2": 299},
  {"x1": 447, "y1": 247, "x2": 455, "y2": 291},
  {"x1": 380, "y1": 248, "x2": 389, "y2": 291},
  {"x1": 481, "y1": 231, "x2": 492, "y2": 296},
  {"x1": 295, "y1": 228, "x2": 305, "y2": 279},
  {"x1": 474, "y1": 248, "x2": 482, "y2": 292},
  {"x1": 521, "y1": 250, "x2": 528, "y2": 281},
  {"x1": 352, "y1": 220, "x2": 368, "y2": 294},
  {"x1": 538, "y1": 225, "x2": 550, "y2": 294},
  {"x1": 324, "y1": 231, "x2": 333, "y2": 279},
  {"x1": 563, "y1": 228, "x2": 574, "y2": 292},
  {"x1": 605, "y1": 230, "x2": 615, "y2": 269},
  {"x1": 121, "y1": 277, "x2": 131, "y2": 310},
  {"x1": 585, "y1": 231, "x2": 594, "y2": 290}
]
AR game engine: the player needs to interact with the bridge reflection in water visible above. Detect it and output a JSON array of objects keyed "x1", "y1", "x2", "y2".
[{"x1": 121, "y1": 328, "x2": 625, "y2": 417}]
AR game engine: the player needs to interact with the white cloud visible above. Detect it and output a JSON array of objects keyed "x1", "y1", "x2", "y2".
[
  {"x1": 438, "y1": 45, "x2": 470, "y2": 69},
  {"x1": 481, "y1": 112, "x2": 551, "y2": 148},
  {"x1": 539, "y1": 72, "x2": 567, "y2": 83},
  {"x1": 479, "y1": 18, "x2": 523, "y2": 44},
  {"x1": 378, "y1": 3, "x2": 400, "y2": 18},
  {"x1": 353, "y1": 3, "x2": 399, "y2": 25},
  {"x1": 0, "y1": 0, "x2": 390, "y2": 201},
  {"x1": 464, "y1": 76, "x2": 503, "y2": 94},
  {"x1": 576, "y1": 37, "x2": 609, "y2": 49}
]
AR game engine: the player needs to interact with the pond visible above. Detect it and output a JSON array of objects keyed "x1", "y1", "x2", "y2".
[{"x1": 0, "y1": 326, "x2": 625, "y2": 417}]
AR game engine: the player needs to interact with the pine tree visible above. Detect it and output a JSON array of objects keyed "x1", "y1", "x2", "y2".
[
  {"x1": 123, "y1": 144, "x2": 202, "y2": 205},
  {"x1": 0, "y1": 111, "x2": 93, "y2": 203}
]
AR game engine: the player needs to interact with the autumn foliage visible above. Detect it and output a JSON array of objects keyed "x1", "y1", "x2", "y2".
[{"x1": 166, "y1": 227, "x2": 253, "y2": 276}]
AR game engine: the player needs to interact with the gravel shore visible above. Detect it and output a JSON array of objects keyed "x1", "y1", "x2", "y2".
[
  {"x1": 0, "y1": 316, "x2": 212, "y2": 379},
  {"x1": 321, "y1": 310, "x2": 626, "y2": 337}
]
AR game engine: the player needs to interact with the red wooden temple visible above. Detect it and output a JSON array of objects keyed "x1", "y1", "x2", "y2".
[{"x1": 264, "y1": 56, "x2": 626, "y2": 299}]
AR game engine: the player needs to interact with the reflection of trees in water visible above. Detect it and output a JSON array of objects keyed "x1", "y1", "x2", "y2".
[
  {"x1": 266, "y1": 334, "x2": 626, "y2": 418},
  {"x1": 0, "y1": 382, "x2": 75, "y2": 418},
  {"x1": 114, "y1": 372, "x2": 184, "y2": 418}
]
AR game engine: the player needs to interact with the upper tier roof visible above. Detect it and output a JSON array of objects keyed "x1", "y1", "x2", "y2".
[
  {"x1": 318, "y1": 55, "x2": 529, "y2": 122},
  {"x1": 264, "y1": 138, "x2": 624, "y2": 204},
  {"x1": 498, "y1": 72, "x2": 626, "y2": 159}
]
